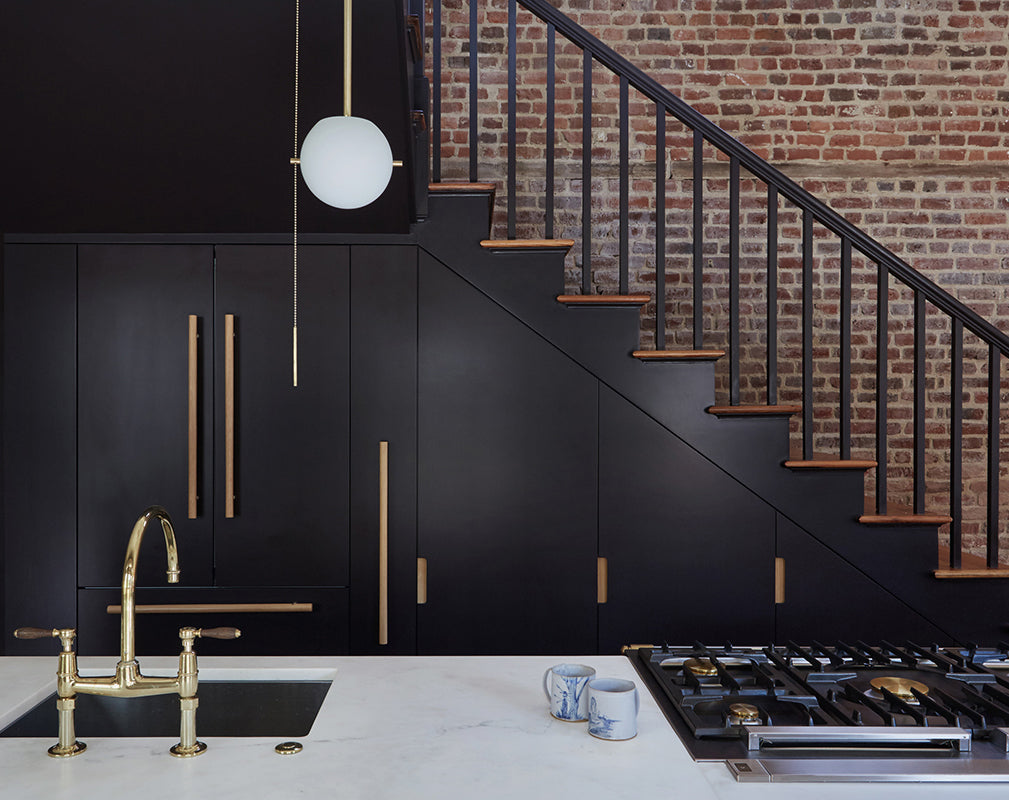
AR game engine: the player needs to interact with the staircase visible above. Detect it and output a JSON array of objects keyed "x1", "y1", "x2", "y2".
[{"x1": 408, "y1": 0, "x2": 1009, "y2": 642}]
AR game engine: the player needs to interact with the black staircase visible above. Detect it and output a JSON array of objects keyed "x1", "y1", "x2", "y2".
[{"x1": 419, "y1": 0, "x2": 1009, "y2": 582}]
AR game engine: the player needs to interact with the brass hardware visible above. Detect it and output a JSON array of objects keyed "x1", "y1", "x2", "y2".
[
  {"x1": 275, "y1": 741, "x2": 304, "y2": 755},
  {"x1": 393, "y1": 160, "x2": 404, "y2": 167},
  {"x1": 729, "y1": 703, "x2": 761, "y2": 725},
  {"x1": 417, "y1": 557, "x2": 428, "y2": 604},
  {"x1": 188, "y1": 315, "x2": 199, "y2": 519},
  {"x1": 379, "y1": 441, "x2": 389, "y2": 645},
  {"x1": 106, "y1": 603, "x2": 313, "y2": 615},
  {"x1": 225, "y1": 314, "x2": 236, "y2": 517},
  {"x1": 597, "y1": 557, "x2": 608, "y2": 604},
  {"x1": 343, "y1": 0, "x2": 353, "y2": 116},
  {"x1": 684, "y1": 658, "x2": 719, "y2": 677},
  {"x1": 869, "y1": 676, "x2": 929, "y2": 701},
  {"x1": 15, "y1": 507, "x2": 240, "y2": 758},
  {"x1": 293, "y1": 324, "x2": 298, "y2": 388},
  {"x1": 774, "y1": 557, "x2": 785, "y2": 604},
  {"x1": 620, "y1": 644, "x2": 657, "y2": 653},
  {"x1": 290, "y1": 157, "x2": 301, "y2": 165}
]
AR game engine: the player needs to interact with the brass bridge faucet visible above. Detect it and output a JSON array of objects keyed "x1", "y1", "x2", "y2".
[{"x1": 14, "y1": 506, "x2": 240, "y2": 758}]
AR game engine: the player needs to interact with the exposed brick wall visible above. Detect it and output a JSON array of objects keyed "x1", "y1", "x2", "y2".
[{"x1": 426, "y1": 0, "x2": 1009, "y2": 562}]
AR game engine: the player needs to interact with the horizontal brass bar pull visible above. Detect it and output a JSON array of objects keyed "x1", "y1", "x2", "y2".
[{"x1": 106, "y1": 603, "x2": 313, "y2": 615}]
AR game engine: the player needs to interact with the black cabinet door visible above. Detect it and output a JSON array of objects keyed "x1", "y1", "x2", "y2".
[
  {"x1": 213, "y1": 245, "x2": 350, "y2": 588},
  {"x1": 349, "y1": 246, "x2": 417, "y2": 655},
  {"x1": 3, "y1": 244, "x2": 77, "y2": 652},
  {"x1": 598, "y1": 386, "x2": 775, "y2": 653},
  {"x1": 78, "y1": 245, "x2": 214, "y2": 588},
  {"x1": 417, "y1": 254, "x2": 598, "y2": 655}
]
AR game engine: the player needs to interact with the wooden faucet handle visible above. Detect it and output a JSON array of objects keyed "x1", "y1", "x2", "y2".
[
  {"x1": 13, "y1": 627, "x2": 58, "y2": 639},
  {"x1": 198, "y1": 627, "x2": 242, "y2": 640}
]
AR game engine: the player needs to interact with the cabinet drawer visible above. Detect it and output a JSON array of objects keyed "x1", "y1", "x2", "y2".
[{"x1": 78, "y1": 588, "x2": 348, "y2": 656}]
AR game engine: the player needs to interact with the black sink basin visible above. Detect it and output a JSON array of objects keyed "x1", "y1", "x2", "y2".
[{"x1": 0, "y1": 680, "x2": 331, "y2": 738}]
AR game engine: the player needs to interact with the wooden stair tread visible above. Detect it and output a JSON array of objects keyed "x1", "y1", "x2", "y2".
[
  {"x1": 633, "y1": 349, "x2": 725, "y2": 361},
  {"x1": 706, "y1": 404, "x2": 801, "y2": 417},
  {"x1": 481, "y1": 239, "x2": 575, "y2": 251},
  {"x1": 934, "y1": 543, "x2": 1009, "y2": 576},
  {"x1": 428, "y1": 182, "x2": 497, "y2": 193},
  {"x1": 557, "y1": 294, "x2": 651, "y2": 306},
  {"x1": 859, "y1": 513, "x2": 953, "y2": 525},
  {"x1": 785, "y1": 459, "x2": 877, "y2": 470},
  {"x1": 934, "y1": 568, "x2": 1009, "y2": 578}
]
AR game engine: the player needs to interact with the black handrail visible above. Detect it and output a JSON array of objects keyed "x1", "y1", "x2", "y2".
[{"x1": 512, "y1": 0, "x2": 1009, "y2": 359}]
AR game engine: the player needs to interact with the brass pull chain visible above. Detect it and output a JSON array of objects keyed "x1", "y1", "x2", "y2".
[{"x1": 292, "y1": 0, "x2": 300, "y2": 388}]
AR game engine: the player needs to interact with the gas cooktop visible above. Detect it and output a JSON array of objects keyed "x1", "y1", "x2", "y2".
[{"x1": 628, "y1": 641, "x2": 1009, "y2": 782}]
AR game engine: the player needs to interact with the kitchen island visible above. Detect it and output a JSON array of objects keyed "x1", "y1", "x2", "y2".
[{"x1": 1, "y1": 655, "x2": 1007, "y2": 799}]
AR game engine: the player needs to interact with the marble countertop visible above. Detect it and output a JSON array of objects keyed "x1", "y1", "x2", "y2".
[{"x1": 2, "y1": 655, "x2": 1009, "y2": 800}]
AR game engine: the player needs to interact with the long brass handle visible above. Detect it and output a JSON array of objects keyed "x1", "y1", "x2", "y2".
[
  {"x1": 417, "y1": 558, "x2": 428, "y2": 605},
  {"x1": 188, "y1": 315, "x2": 199, "y2": 519},
  {"x1": 597, "y1": 557, "x2": 608, "y2": 604},
  {"x1": 106, "y1": 603, "x2": 313, "y2": 615},
  {"x1": 379, "y1": 441, "x2": 389, "y2": 645},
  {"x1": 225, "y1": 314, "x2": 236, "y2": 518},
  {"x1": 775, "y1": 557, "x2": 785, "y2": 604}
]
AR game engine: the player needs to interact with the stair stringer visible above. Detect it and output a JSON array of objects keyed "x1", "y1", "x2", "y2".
[{"x1": 416, "y1": 191, "x2": 1007, "y2": 644}]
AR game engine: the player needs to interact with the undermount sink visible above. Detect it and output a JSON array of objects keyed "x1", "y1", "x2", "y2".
[{"x1": 0, "y1": 679, "x2": 332, "y2": 739}]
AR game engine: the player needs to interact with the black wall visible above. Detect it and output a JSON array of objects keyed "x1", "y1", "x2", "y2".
[{"x1": 0, "y1": 0, "x2": 412, "y2": 235}]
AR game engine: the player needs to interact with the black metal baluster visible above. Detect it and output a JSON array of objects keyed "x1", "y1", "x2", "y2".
[
  {"x1": 507, "y1": 0, "x2": 517, "y2": 239},
  {"x1": 876, "y1": 263, "x2": 888, "y2": 514},
  {"x1": 469, "y1": 0, "x2": 478, "y2": 182},
  {"x1": 802, "y1": 209, "x2": 813, "y2": 458},
  {"x1": 545, "y1": 23, "x2": 555, "y2": 240},
  {"x1": 914, "y1": 291, "x2": 926, "y2": 513},
  {"x1": 619, "y1": 75, "x2": 629, "y2": 295},
  {"x1": 730, "y1": 156, "x2": 740, "y2": 405},
  {"x1": 840, "y1": 238, "x2": 851, "y2": 459},
  {"x1": 693, "y1": 128, "x2": 703, "y2": 349},
  {"x1": 432, "y1": 0, "x2": 442, "y2": 182},
  {"x1": 582, "y1": 48, "x2": 592, "y2": 295},
  {"x1": 951, "y1": 317, "x2": 963, "y2": 568},
  {"x1": 989, "y1": 344, "x2": 1001, "y2": 568},
  {"x1": 767, "y1": 185, "x2": 778, "y2": 405},
  {"x1": 655, "y1": 105, "x2": 666, "y2": 349}
]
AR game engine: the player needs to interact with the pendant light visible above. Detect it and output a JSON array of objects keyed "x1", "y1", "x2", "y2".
[{"x1": 299, "y1": 0, "x2": 394, "y2": 209}]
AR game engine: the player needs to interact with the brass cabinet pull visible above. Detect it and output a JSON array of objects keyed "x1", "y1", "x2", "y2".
[
  {"x1": 187, "y1": 315, "x2": 199, "y2": 519},
  {"x1": 379, "y1": 441, "x2": 389, "y2": 645},
  {"x1": 597, "y1": 557, "x2": 608, "y2": 604},
  {"x1": 224, "y1": 314, "x2": 236, "y2": 518},
  {"x1": 775, "y1": 557, "x2": 785, "y2": 604},
  {"x1": 417, "y1": 558, "x2": 428, "y2": 605},
  {"x1": 106, "y1": 603, "x2": 313, "y2": 615}
]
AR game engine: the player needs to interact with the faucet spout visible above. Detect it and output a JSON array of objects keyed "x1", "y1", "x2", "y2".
[{"x1": 120, "y1": 505, "x2": 179, "y2": 666}]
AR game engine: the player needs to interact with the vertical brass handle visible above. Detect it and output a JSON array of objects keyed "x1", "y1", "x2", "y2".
[
  {"x1": 597, "y1": 557, "x2": 608, "y2": 604},
  {"x1": 775, "y1": 557, "x2": 785, "y2": 604},
  {"x1": 187, "y1": 315, "x2": 199, "y2": 519},
  {"x1": 379, "y1": 441, "x2": 389, "y2": 645},
  {"x1": 417, "y1": 558, "x2": 428, "y2": 605},
  {"x1": 225, "y1": 314, "x2": 236, "y2": 519}
]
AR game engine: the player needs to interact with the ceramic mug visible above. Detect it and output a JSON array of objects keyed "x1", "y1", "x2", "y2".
[
  {"x1": 587, "y1": 678, "x2": 639, "y2": 740},
  {"x1": 543, "y1": 663, "x2": 596, "y2": 722}
]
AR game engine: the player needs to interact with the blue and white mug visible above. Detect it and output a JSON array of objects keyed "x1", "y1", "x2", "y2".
[
  {"x1": 587, "y1": 678, "x2": 639, "y2": 740},
  {"x1": 543, "y1": 663, "x2": 596, "y2": 722}
]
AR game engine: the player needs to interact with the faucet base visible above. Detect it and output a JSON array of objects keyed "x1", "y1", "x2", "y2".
[
  {"x1": 169, "y1": 740, "x2": 207, "y2": 758},
  {"x1": 48, "y1": 740, "x2": 87, "y2": 758}
]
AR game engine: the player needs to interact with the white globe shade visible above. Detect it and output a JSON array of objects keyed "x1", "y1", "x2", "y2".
[{"x1": 299, "y1": 116, "x2": 394, "y2": 209}]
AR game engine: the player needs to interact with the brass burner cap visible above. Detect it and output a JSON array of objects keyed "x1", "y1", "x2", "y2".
[
  {"x1": 728, "y1": 703, "x2": 761, "y2": 724},
  {"x1": 684, "y1": 658, "x2": 718, "y2": 677},
  {"x1": 869, "y1": 676, "x2": 929, "y2": 701}
]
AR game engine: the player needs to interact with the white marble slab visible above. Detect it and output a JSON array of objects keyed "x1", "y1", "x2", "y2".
[{"x1": 2, "y1": 655, "x2": 1008, "y2": 800}]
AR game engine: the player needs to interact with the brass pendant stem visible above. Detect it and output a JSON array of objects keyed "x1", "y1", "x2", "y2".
[{"x1": 343, "y1": 0, "x2": 352, "y2": 116}]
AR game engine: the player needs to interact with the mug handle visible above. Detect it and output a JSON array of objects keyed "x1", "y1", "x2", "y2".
[
  {"x1": 543, "y1": 667, "x2": 552, "y2": 702},
  {"x1": 634, "y1": 686, "x2": 640, "y2": 715}
]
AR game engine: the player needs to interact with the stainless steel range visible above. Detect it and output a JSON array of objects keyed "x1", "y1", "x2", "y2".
[{"x1": 628, "y1": 642, "x2": 1009, "y2": 782}]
